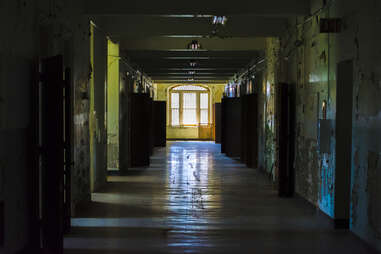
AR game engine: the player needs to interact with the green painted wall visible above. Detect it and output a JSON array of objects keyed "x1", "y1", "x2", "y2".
[{"x1": 107, "y1": 40, "x2": 120, "y2": 169}]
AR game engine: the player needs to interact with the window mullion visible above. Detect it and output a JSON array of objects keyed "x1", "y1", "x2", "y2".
[
  {"x1": 197, "y1": 92, "x2": 200, "y2": 126},
  {"x1": 208, "y1": 92, "x2": 211, "y2": 125},
  {"x1": 169, "y1": 92, "x2": 172, "y2": 126},
  {"x1": 179, "y1": 92, "x2": 183, "y2": 126}
]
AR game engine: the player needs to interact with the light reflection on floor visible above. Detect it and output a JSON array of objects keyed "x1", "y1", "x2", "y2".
[{"x1": 65, "y1": 141, "x2": 378, "y2": 254}]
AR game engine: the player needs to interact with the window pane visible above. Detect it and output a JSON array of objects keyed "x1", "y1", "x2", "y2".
[
  {"x1": 183, "y1": 109, "x2": 197, "y2": 125},
  {"x1": 171, "y1": 93, "x2": 179, "y2": 108},
  {"x1": 200, "y1": 93, "x2": 208, "y2": 109},
  {"x1": 200, "y1": 109, "x2": 208, "y2": 124},
  {"x1": 172, "y1": 109, "x2": 179, "y2": 126},
  {"x1": 183, "y1": 93, "x2": 196, "y2": 109}
]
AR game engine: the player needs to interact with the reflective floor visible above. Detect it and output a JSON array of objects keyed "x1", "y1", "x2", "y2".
[{"x1": 65, "y1": 141, "x2": 378, "y2": 253}]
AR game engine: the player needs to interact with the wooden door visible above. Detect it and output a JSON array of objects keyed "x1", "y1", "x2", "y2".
[
  {"x1": 40, "y1": 55, "x2": 65, "y2": 253},
  {"x1": 153, "y1": 101, "x2": 167, "y2": 147},
  {"x1": 63, "y1": 68, "x2": 72, "y2": 233},
  {"x1": 335, "y1": 60, "x2": 353, "y2": 228},
  {"x1": 130, "y1": 94, "x2": 151, "y2": 167},
  {"x1": 246, "y1": 93, "x2": 258, "y2": 168},
  {"x1": 276, "y1": 84, "x2": 295, "y2": 197},
  {"x1": 0, "y1": 201, "x2": 3, "y2": 247},
  {"x1": 31, "y1": 55, "x2": 72, "y2": 252},
  {"x1": 221, "y1": 98, "x2": 226, "y2": 153},
  {"x1": 241, "y1": 96, "x2": 248, "y2": 163},
  {"x1": 214, "y1": 103, "x2": 221, "y2": 144},
  {"x1": 149, "y1": 97, "x2": 154, "y2": 155},
  {"x1": 225, "y1": 98, "x2": 242, "y2": 158}
]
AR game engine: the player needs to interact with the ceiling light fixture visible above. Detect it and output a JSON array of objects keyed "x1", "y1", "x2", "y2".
[
  {"x1": 188, "y1": 71, "x2": 196, "y2": 75},
  {"x1": 187, "y1": 40, "x2": 202, "y2": 50},
  {"x1": 212, "y1": 16, "x2": 228, "y2": 25},
  {"x1": 189, "y1": 61, "x2": 197, "y2": 67}
]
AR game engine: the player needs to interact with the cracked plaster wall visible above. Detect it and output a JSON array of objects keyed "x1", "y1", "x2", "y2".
[{"x1": 259, "y1": 0, "x2": 381, "y2": 250}]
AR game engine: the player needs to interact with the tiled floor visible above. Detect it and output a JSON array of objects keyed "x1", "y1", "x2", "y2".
[{"x1": 65, "y1": 141, "x2": 378, "y2": 253}]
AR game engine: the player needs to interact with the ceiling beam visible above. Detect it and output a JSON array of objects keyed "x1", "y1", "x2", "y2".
[
  {"x1": 119, "y1": 37, "x2": 266, "y2": 51},
  {"x1": 95, "y1": 15, "x2": 287, "y2": 38},
  {"x1": 144, "y1": 68, "x2": 239, "y2": 76},
  {"x1": 85, "y1": 0, "x2": 310, "y2": 16},
  {"x1": 153, "y1": 73, "x2": 231, "y2": 77},
  {"x1": 131, "y1": 61, "x2": 250, "y2": 70},
  {"x1": 146, "y1": 71, "x2": 236, "y2": 75},
  {"x1": 124, "y1": 50, "x2": 259, "y2": 59},
  {"x1": 152, "y1": 76, "x2": 231, "y2": 79},
  {"x1": 144, "y1": 68, "x2": 239, "y2": 71},
  {"x1": 154, "y1": 80, "x2": 228, "y2": 84},
  {"x1": 130, "y1": 59, "x2": 251, "y2": 64}
]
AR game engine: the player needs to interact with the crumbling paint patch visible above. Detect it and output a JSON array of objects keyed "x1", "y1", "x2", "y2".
[
  {"x1": 264, "y1": 122, "x2": 275, "y2": 178},
  {"x1": 319, "y1": 151, "x2": 334, "y2": 217},
  {"x1": 259, "y1": 38, "x2": 279, "y2": 181},
  {"x1": 295, "y1": 137, "x2": 320, "y2": 205},
  {"x1": 72, "y1": 73, "x2": 91, "y2": 212}
]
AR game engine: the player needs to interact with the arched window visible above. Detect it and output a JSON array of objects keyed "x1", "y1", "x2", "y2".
[
  {"x1": 172, "y1": 85, "x2": 208, "y2": 91},
  {"x1": 169, "y1": 85, "x2": 210, "y2": 126}
]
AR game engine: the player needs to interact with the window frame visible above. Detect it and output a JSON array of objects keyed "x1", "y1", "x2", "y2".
[{"x1": 169, "y1": 86, "x2": 210, "y2": 127}]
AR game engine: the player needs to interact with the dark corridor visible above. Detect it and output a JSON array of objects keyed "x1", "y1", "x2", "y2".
[{"x1": 2, "y1": 1, "x2": 381, "y2": 253}]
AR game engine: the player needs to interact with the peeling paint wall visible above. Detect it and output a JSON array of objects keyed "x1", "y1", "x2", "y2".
[
  {"x1": 348, "y1": 0, "x2": 381, "y2": 249},
  {"x1": 258, "y1": 0, "x2": 381, "y2": 250},
  {"x1": 291, "y1": 5, "x2": 335, "y2": 212},
  {"x1": 0, "y1": 0, "x2": 93, "y2": 252},
  {"x1": 70, "y1": 15, "x2": 94, "y2": 214},
  {"x1": 259, "y1": 0, "x2": 338, "y2": 213},
  {"x1": 89, "y1": 24, "x2": 108, "y2": 192},
  {"x1": 259, "y1": 39, "x2": 279, "y2": 180},
  {"x1": 0, "y1": 1, "x2": 46, "y2": 252}
]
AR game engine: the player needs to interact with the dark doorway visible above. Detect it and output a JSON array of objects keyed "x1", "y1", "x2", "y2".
[
  {"x1": 276, "y1": 83, "x2": 296, "y2": 197},
  {"x1": 32, "y1": 55, "x2": 72, "y2": 253},
  {"x1": 221, "y1": 97, "x2": 242, "y2": 158},
  {"x1": 130, "y1": 93, "x2": 152, "y2": 167},
  {"x1": 334, "y1": 60, "x2": 354, "y2": 229},
  {"x1": 153, "y1": 101, "x2": 167, "y2": 147}
]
